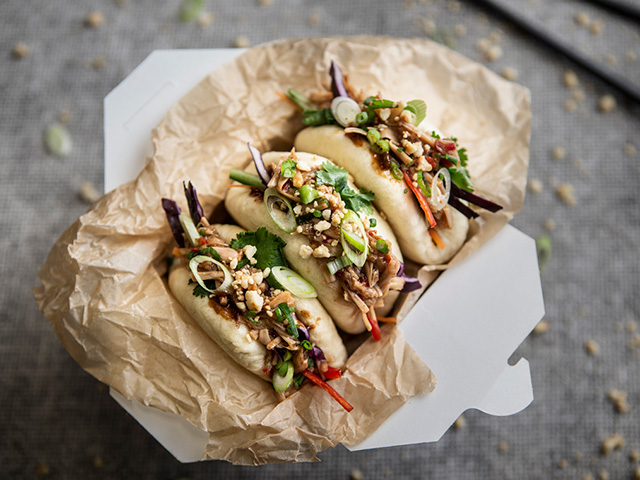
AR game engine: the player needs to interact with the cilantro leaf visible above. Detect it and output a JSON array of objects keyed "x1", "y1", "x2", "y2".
[
  {"x1": 448, "y1": 165, "x2": 474, "y2": 192},
  {"x1": 189, "y1": 279, "x2": 212, "y2": 298},
  {"x1": 281, "y1": 158, "x2": 297, "y2": 178},
  {"x1": 458, "y1": 147, "x2": 469, "y2": 168},
  {"x1": 315, "y1": 161, "x2": 375, "y2": 214},
  {"x1": 229, "y1": 227, "x2": 288, "y2": 287}
]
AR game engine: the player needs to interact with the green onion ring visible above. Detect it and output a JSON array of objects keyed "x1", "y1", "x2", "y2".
[
  {"x1": 270, "y1": 266, "x2": 317, "y2": 298},
  {"x1": 340, "y1": 210, "x2": 368, "y2": 268},
  {"x1": 264, "y1": 187, "x2": 297, "y2": 233},
  {"x1": 188, "y1": 255, "x2": 233, "y2": 294}
]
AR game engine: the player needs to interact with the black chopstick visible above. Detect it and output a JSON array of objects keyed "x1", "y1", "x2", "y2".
[
  {"x1": 581, "y1": 0, "x2": 640, "y2": 21},
  {"x1": 470, "y1": 0, "x2": 640, "y2": 104}
]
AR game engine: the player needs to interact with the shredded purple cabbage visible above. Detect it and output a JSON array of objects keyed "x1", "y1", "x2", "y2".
[
  {"x1": 329, "y1": 61, "x2": 349, "y2": 98},
  {"x1": 448, "y1": 195, "x2": 479, "y2": 219},
  {"x1": 183, "y1": 181, "x2": 204, "y2": 224},
  {"x1": 450, "y1": 184, "x2": 502, "y2": 213},
  {"x1": 161, "y1": 198, "x2": 185, "y2": 248},
  {"x1": 297, "y1": 322, "x2": 310, "y2": 341},
  {"x1": 397, "y1": 261, "x2": 405, "y2": 277},
  {"x1": 247, "y1": 143, "x2": 270, "y2": 185},
  {"x1": 309, "y1": 345, "x2": 326, "y2": 364},
  {"x1": 401, "y1": 275, "x2": 422, "y2": 293}
]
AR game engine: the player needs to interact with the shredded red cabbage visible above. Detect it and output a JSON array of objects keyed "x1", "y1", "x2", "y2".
[
  {"x1": 297, "y1": 323, "x2": 310, "y2": 341},
  {"x1": 247, "y1": 143, "x2": 270, "y2": 185},
  {"x1": 161, "y1": 198, "x2": 185, "y2": 247},
  {"x1": 451, "y1": 184, "x2": 502, "y2": 213},
  {"x1": 400, "y1": 275, "x2": 422, "y2": 293},
  {"x1": 448, "y1": 195, "x2": 479, "y2": 219},
  {"x1": 183, "y1": 181, "x2": 204, "y2": 224},
  {"x1": 330, "y1": 61, "x2": 349, "y2": 98},
  {"x1": 309, "y1": 345, "x2": 326, "y2": 364}
]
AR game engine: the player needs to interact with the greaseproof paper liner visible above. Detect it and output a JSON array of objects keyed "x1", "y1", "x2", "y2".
[{"x1": 35, "y1": 36, "x2": 530, "y2": 464}]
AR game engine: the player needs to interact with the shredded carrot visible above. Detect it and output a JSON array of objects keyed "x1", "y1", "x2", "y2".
[
  {"x1": 366, "y1": 313, "x2": 381, "y2": 341},
  {"x1": 302, "y1": 370, "x2": 353, "y2": 412},
  {"x1": 275, "y1": 90, "x2": 303, "y2": 112},
  {"x1": 227, "y1": 184, "x2": 254, "y2": 189},
  {"x1": 429, "y1": 229, "x2": 445, "y2": 250},
  {"x1": 377, "y1": 316, "x2": 397, "y2": 324},
  {"x1": 403, "y1": 171, "x2": 437, "y2": 228}
]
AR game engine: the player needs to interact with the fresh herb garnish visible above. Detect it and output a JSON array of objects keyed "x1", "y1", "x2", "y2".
[
  {"x1": 245, "y1": 310, "x2": 260, "y2": 324},
  {"x1": 375, "y1": 238, "x2": 389, "y2": 254},
  {"x1": 274, "y1": 302, "x2": 299, "y2": 338},
  {"x1": 230, "y1": 227, "x2": 288, "y2": 287},
  {"x1": 301, "y1": 340, "x2": 313, "y2": 350},
  {"x1": 189, "y1": 279, "x2": 214, "y2": 298},
  {"x1": 287, "y1": 88, "x2": 315, "y2": 111},
  {"x1": 302, "y1": 108, "x2": 336, "y2": 126},
  {"x1": 448, "y1": 165, "x2": 474, "y2": 192},
  {"x1": 369, "y1": 218, "x2": 377, "y2": 228},
  {"x1": 185, "y1": 247, "x2": 222, "y2": 261},
  {"x1": 281, "y1": 158, "x2": 297, "y2": 178},
  {"x1": 316, "y1": 161, "x2": 375, "y2": 213},
  {"x1": 293, "y1": 372, "x2": 306, "y2": 389}
]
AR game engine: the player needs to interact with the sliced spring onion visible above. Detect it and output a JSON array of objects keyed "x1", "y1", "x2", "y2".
[
  {"x1": 390, "y1": 162, "x2": 403, "y2": 180},
  {"x1": 430, "y1": 168, "x2": 451, "y2": 211},
  {"x1": 372, "y1": 138, "x2": 390, "y2": 154},
  {"x1": 179, "y1": 213, "x2": 200, "y2": 246},
  {"x1": 272, "y1": 360, "x2": 294, "y2": 392},
  {"x1": 301, "y1": 340, "x2": 313, "y2": 350},
  {"x1": 302, "y1": 108, "x2": 335, "y2": 126},
  {"x1": 299, "y1": 184, "x2": 320, "y2": 204},
  {"x1": 340, "y1": 210, "x2": 368, "y2": 267},
  {"x1": 369, "y1": 218, "x2": 377, "y2": 228},
  {"x1": 405, "y1": 99, "x2": 427, "y2": 126},
  {"x1": 229, "y1": 169, "x2": 265, "y2": 189},
  {"x1": 417, "y1": 170, "x2": 431, "y2": 197},
  {"x1": 327, "y1": 255, "x2": 353, "y2": 275},
  {"x1": 280, "y1": 158, "x2": 297, "y2": 178},
  {"x1": 45, "y1": 123, "x2": 72, "y2": 157},
  {"x1": 287, "y1": 88, "x2": 315, "y2": 111},
  {"x1": 179, "y1": 0, "x2": 203, "y2": 22},
  {"x1": 341, "y1": 229, "x2": 366, "y2": 253},
  {"x1": 375, "y1": 238, "x2": 389, "y2": 254},
  {"x1": 264, "y1": 187, "x2": 297, "y2": 233},
  {"x1": 356, "y1": 110, "x2": 375, "y2": 125},
  {"x1": 368, "y1": 98, "x2": 395, "y2": 109},
  {"x1": 270, "y1": 266, "x2": 317, "y2": 298},
  {"x1": 331, "y1": 96, "x2": 361, "y2": 127},
  {"x1": 188, "y1": 255, "x2": 233, "y2": 294},
  {"x1": 366, "y1": 128, "x2": 380, "y2": 145}
]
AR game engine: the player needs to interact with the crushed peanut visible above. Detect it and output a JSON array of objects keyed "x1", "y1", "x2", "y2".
[
  {"x1": 197, "y1": 12, "x2": 216, "y2": 28},
  {"x1": 634, "y1": 466, "x2": 640, "y2": 480},
  {"x1": 556, "y1": 183, "x2": 576, "y2": 206},
  {"x1": 585, "y1": 339, "x2": 600, "y2": 356},
  {"x1": 598, "y1": 470, "x2": 609, "y2": 480},
  {"x1": 307, "y1": 13, "x2": 322, "y2": 26},
  {"x1": 12, "y1": 42, "x2": 30, "y2": 59},
  {"x1": 605, "y1": 54, "x2": 617, "y2": 66},
  {"x1": 58, "y1": 110, "x2": 71, "y2": 125},
  {"x1": 629, "y1": 449, "x2": 640, "y2": 462},
  {"x1": 558, "y1": 458, "x2": 568, "y2": 469},
  {"x1": 627, "y1": 321, "x2": 637, "y2": 333},
  {"x1": 233, "y1": 36, "x2": 250, "y2": 48},
  {"x1": 552, "y1": 146, "x2": 567, "y2": 160},
  {"x1": 351, "y1": 469, "x2": 363, "y2": 480},
  {"x1": 447, "y1": 0, "x2": 461, "y2": 12},
  {"x1": 85, "y1": 10, "x2": 105, "y2": 28},
  {"x1": 78, "y1": 181, "x2": 100, "y2": 204},
  {"x1": 624, "y1": 144, "x2": 637, "y2": 157},
  {"x1": 498, "y1": 441, "x2": 508, "y2": 453},
  {"x1": 607, "y1": 388, "x2": 629, "y2": 413},
  {"x1": 501, "y1": 67, "x2": 518, "y2": 81},
  {"x1": 453, "y1": 415, "x2": 466, "y2": 429},
  {"x1": 600, "y1": 433, "x2": 625, "y2": 455},
  {"x1": 484, "y1": 44, "x2": 503, "y2": 62},
  {"x1": 563, "y1": 70, "x2": 580, "y2": 88},
  {"x1": 625, "y1": 50, "x2": 637, "y2": 63},
  {"x1": 589, "y1": 19, "x2": 604, "y2": 36},
  {"x1": 598, "y1": 94, "x2": 616, "y2": 113},
  {"x1": 544, "y1": 219, "x2": 556, "y2": 232},
  {"x1": 454, "y1": 24, "x2": 467, "y2": 37},
  {"x1": 312, "y1": 245, "x2": 331, "y2": 258},
  {"x1": 528, "y1": 179, "x2": 543, "y2": 194},
  {"x1": 298, "y1": 244, "x2": 313, "y2": 260},
  {"x1": 532, "y1": 320, "x2": 550, "y2": 335},
  {"x1": 564, "y1": 98, "x2": 578, "y2": 113},
  {"x1": 575, "y1": 11, "x2": 590, "y2": 27}
]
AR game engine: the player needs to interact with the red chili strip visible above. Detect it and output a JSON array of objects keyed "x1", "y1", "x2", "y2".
[{"x1": 302, "y1": 370, "x2": 353, "y2": 412}]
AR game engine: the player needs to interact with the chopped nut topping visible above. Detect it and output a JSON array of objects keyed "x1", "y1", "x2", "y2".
[
  {"x1": 598, "y1": 94, "x2": 616, "y2": 113},
  {"x1": 575, "y1": 11, "x2": 590, "y2": 27},
  {"x1": 629, "y1": 449, "x2": 640, "y2": 462},
  {"x1": 12, "y1": 42, "x2": 30, "y2": 59},
  {"x1": 624, "y1": 143, "x2": 637, "y2": 157},
  {"x1": 498, "y1": 441, "x2": 508, "y2": 453},
  {"x1": 544, "y1": 219, "x2": 556, "y2": 232},
  {"x1": 233, "y1": 36, "x2": 250, "y2": 48},
  {"x1": 600, "y1": 433, "x2": 625, "y2": 455},
  {"x1": 197, "y1": 12, "x2": 216, "y2": 27},
  {"x1": 585, "y1": 339, "x2": 600, "y2": 356},
  {"x1": 245, "y1": 290, "x2": 264, "y2": 313},
  {"x1": 590, "y1": 19, "x2": 604, "y2": 35},
  {"x1": 625, "y1": 50, "x2": 637, "y2": 63},
  {"x1": 552, "y1": 146, "x2": 567, "y2": 160},
  {"x1": 605, "y1": 54, "x2": 617, "y2": 66},
  {"x1": 556, "y1": 183, "x2": 576, "y2": 206},
  {"x1": 78, "y1": 181, "x2": 100, "y2": 204},
  {"x1": 454, "y1": 24, "x2": 466, "y2": 37},
  {"x1": 312, "y1": 245, "x2": 331, "y2": 258},
  {"x1": 484, "y1": 44, "x2": 503, "y2": 62},
  {"x1": 85, "y1": 10, "x2": 105, "y2": 28},
  {"x1": 598, "y1": 470, "x2": 609, "y2": 480},
  {"x1": 563, "y1": 70, "x2": 580, "y2": 88},
  {"x1": 564, "y1": 98, "x2": 578, "y2": 113},
  {"x1": 298, "y1": 244, "x2": 313, "y2": 260},
  {"x1": 307, "y1": 13, "x2": 321, "y2": 26},
  {"x1": 453, "y1": 415, "x2": 466, "y2": 429},
  {"x1": 528, "y1": 179, "x2": 543, "y2": 194},
  {"x1": 607, "y1": 388, "x2": 629, "y2": 413},
  {"x1": 558, "y1": 458, "x2": 567, "y2": 469},
  {"x1": 351, "y1": 469, "x2": 363, "y2": 480},
  {"x1": 532, "y1": 319, "x2": 550, "y2": 335},
  {"x1": 500, "y1": 67, "x2": 518, "y2": 81},
  {"x1": 314, "y1": 220, "x2": 331, "y2": 232}
]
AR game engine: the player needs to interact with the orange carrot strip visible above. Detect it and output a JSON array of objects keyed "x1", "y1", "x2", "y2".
[
  {"x1": 171, "y1": 246, "x2": 183, "y2": 257},
  {"x1": 377, "y1": 316, "x2": 397, "y2": 324},
  {"x1": 429, "y1": 229, "x2": 445, "y2": 250},
  {"x1": 403, "y1": 171, "x2": 437, "y2": 228},
  {"x1": 275, "y1": 90, "x2": 303, "y2": 112}
]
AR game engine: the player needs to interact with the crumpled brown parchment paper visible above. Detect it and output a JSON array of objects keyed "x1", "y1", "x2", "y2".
[{"x1": 34, "y1": 36, "x2": 530, "y2": 465}]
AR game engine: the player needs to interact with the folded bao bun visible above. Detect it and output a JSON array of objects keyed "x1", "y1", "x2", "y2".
[
  {"x1": 225, "y1": 151, "x2": 403, "y2": 335},
  {"x1": 295, "y1": 125, "x2": 469, "y2": 265},
  {"x1": 168, "y1": 224, "x2": 347, "y2": 384}
]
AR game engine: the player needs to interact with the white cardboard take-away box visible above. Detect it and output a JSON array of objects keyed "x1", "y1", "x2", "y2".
[{"x1": 104, "y1": 49, "x2": 544, "y2": 462}]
